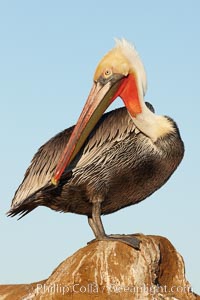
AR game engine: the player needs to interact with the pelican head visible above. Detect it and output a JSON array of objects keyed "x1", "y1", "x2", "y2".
[
  {"x1": 94, "y1": 38, "x2": 147, "y2": 116},
  {"x1": 52, "y1": 39, "x2": 147, "y2": 185}
]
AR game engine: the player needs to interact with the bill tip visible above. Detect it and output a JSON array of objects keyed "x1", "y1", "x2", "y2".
[{"x1": 51, "y1": 177, "x2": 59, "y2": 186}]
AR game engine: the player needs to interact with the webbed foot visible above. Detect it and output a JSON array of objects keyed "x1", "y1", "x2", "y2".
[{"x1": 88, "y1": 234, "x2": 140, "y2": 250}]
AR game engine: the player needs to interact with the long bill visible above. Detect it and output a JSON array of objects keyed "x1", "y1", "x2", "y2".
[
  {"x1": 51, "y1": 79, "x2": 123, "y2": 185},
  {"x1": 51, "y1": 73, "x2": 142, "y2": 185}
]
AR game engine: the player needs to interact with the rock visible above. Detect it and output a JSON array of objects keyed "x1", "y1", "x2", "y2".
[{"x1": 0, "y1": 234, "x2": 199, "y2": 300}]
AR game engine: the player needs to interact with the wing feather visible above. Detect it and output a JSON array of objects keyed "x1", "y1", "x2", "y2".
[
  {"x1": 76, "y1": 107, "x2": 137, "y2": 168},
  {"x1": 11, "y1": 126, "x2": 74, "y2": 208},
  {"x1": 10, "y1": 103, "x2": 155, "y2": 210}
]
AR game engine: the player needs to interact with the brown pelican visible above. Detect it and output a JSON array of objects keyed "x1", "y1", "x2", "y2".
[{"x1": 8, "y1": 39, "x2": 184, "y2": 248}]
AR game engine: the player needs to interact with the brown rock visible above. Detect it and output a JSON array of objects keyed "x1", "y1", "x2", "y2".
[{"x1": 0, "y1": 234, "x2": 199, "y2": 300}]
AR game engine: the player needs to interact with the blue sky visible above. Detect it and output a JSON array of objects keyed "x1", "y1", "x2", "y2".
[{"x1": 0, "y1": 0, "x2": 199, "y2": 294}]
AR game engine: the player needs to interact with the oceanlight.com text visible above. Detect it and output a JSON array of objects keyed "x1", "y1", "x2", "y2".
[{"x1": 35, "y1": 282, "x2": 193, "y2": 296}]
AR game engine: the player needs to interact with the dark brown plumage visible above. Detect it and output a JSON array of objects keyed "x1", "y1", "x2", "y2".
[{"x1": 8, "y1": 104, "x2": 184, "y2": 219}]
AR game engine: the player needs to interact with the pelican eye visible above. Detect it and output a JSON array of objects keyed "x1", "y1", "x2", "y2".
[{"x1": 103, "y1": 68, "x2": 112, "y2": 78}]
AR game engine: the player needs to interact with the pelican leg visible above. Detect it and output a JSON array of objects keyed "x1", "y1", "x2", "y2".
[
  {"x1": 88, "y1": 200, "x2": 106, "y2": 239},
  {"x1": 88, "y1": 200, "x2": 140, "y2": 250}
]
